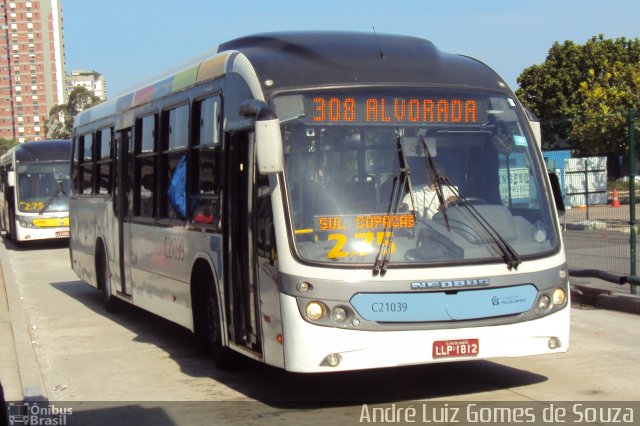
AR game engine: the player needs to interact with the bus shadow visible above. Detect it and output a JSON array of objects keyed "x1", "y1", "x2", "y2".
[
  {"x1": 50, "y1": 280, "x2": 548, "y2": 407},
  {"x1": 1, "y1": 236, "x2": 69, "y2": 251}
]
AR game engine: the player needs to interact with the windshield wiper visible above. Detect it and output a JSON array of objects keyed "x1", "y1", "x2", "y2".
[
  {"x1": 419, "y1": 134, "x2": 450, "y2": 231},
  {"x1": 373, "y1": 133, "x2": 417, "y2": 276},
  {"x1": 441, "y1": 178, "x2": 521, "y2": 270},
  {"x1": 417, "y1": 135, "x2": 520, "y2": 270},
  {"x1": 39, "y1": 181, "x2": 66, "y2": 214}
]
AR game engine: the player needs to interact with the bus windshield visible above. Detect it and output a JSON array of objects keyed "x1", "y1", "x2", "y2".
[
  {"x1": 274, "y1": 88, "x2": 559, "y2": 267},
  {"x1": 17, "y1": 162, "x2": 70, "y2": 213}
]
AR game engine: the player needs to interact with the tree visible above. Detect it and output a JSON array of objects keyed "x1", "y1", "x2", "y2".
[
  {"x1": 46, "y1": 104, "x2": 69, "y2": 139},
  {"x1": 0, "y1": 137, "x2": 18, "y2": 156},
  {"x1": 570, "y1": 62, "x2": 640, "y2": 155},
  {"x1": 516, "y1": 35, "x2": 640, "y2": 154},
  {"x1": 46, "y1": 86, "x2": 102, "y2": 139}
]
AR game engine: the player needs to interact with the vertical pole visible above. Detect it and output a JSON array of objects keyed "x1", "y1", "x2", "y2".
[
  {"x1": 584, "y1": 158, "x2": 590, "y2": 221},
  {"x1": 629, "y1": 108, "x2": 637, "y2": 295}
]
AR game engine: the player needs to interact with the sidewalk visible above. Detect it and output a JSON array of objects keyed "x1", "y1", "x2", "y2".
[
  {"x1": 0, "y1": 241, "x2": 47, "y2": 404},
  {"x1": 570, "y1": 284, "x2": 640, "y2": 314},
  {"x1": 0, "y1": 261, "x2": 23, "y2": 402}
]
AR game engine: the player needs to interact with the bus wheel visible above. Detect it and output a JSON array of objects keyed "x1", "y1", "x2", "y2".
[
  {"x1": 97, "y1": 248, "x2": 118, "y2": 313},
  {"x1": 195, "y1": 273, "x2": 237, "y2": 370}
]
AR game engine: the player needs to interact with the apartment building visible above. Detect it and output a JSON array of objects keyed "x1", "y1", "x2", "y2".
[
  {"x1": 67, "y1": 69, "x2": 106, "y2": 101},
  {"x1": 0, "y1": 0, "x2": 65, "y2": 142}
]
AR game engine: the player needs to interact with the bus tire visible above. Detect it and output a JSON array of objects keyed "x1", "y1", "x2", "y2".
[
  {"x1": 194, "y1": 267, "x2": 237, "y2": 370},
  {"x1": 97, "y1": 245, "x2": 118, "y2": 313}
]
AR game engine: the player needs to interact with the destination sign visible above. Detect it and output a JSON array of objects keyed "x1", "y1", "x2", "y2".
[
  {"x1": 315, "y1": 213, "x2": 415, "y2": 232},
  {"x1": 303, "y1": 94, "x2": 487, "y2": 125}
]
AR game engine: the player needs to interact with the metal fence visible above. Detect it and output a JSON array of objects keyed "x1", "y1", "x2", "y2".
[
  {"x1": 562, "y1": 193, "x2": 638, "y2": 295},
  {"x1": 555, "y1": 109, "x2": 639, "y2": 295}
]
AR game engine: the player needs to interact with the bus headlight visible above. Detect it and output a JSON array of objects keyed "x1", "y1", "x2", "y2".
[
  {"x1": 552, "y1": 288, "x2": 566, "y2": 306},
  {"x1": 17, "y1": 216, "x2": 33, "y2": 228},
  {"x1": 305, "y1": 301, "x2": 328, "y2": 321}
]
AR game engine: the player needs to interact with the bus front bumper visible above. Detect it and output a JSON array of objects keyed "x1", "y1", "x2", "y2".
[
  {"x1": 15, "y1": 225, "x2": 69, "y2": 241},
  {"x1": 280, "y1": 293, "x2": 570, "y2": 373}
]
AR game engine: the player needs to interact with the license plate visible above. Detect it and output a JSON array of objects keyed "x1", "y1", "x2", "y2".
[
  {"x1": 432, "y1": 338, "x2": 479, "y2": 359},
  {"x1": 56, "y1": 231, "x2": 70, "y2": 238}
]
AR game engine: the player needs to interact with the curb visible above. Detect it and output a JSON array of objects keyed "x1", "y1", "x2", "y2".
[{"x1": 571, "y1": 285, "x2": 640, "y2": 315}]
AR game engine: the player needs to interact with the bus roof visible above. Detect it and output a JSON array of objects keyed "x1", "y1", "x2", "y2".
[
  {"x1": 75, "y1": 32, "x2": 509, "y2": 128},
  {"x1": 219, "y1": 31, "x2": 506, "y2": 93},
  {"x1": 6, "y1": 140, "x2": 71, "y2": 164}
]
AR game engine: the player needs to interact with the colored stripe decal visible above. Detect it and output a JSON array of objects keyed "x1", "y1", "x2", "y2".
[
  {"x1": 133, "y1": 85, "x2": 154, "y2": 107},
  {"x1": 172, "y1": 65, "x2": 199, "y2": 91},
  {"x1": 197, "y1": 53, "x2": 229, "y2": 82},
  {"x1": 75, "y1": 50, "x2": 233, "y2": 127}
]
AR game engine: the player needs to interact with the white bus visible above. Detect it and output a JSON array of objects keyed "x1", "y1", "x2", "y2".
[
  {"x1": 70, "y1": 32, "x2": 569, "y2": 372},
  {"x1": 0, "y1": 139, "x2": 71, "y2": 242}
]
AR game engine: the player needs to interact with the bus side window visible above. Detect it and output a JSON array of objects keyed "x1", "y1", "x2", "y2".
[
  {"x1": 190, "y1": 95, "x2": 221, "y2": 228},
  {"x1": 161, "y1": 104, "x2": 189, "y2": 220},
  {"x1": 134, "y1": 114, "x2": 158, "y2": 218},
  {"x1": 256, "y1": 173, "x2": 276, "y2": 265},
  {"x1": 79, "y1": 133, "x2": 94, "y2": 195},
  {"x1": 71, "y1": 136, "x2": 80, "y2": 194},
  {"x1": 96, "y1": 127, "x2": 113, "y2": 195}
]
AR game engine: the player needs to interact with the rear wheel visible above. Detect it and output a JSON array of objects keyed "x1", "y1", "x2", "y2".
[{"x1": 97, "y1": 246, "x2": 118, "y2": 312}]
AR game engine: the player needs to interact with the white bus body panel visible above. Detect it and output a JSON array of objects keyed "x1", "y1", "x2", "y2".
[
  {"x1": 70, "y1": 198, "x2": 110, "y2": 287},
  {"x1": 14, "y1": 221, "x2": 68, "y2": 241},
  {"x1": 257, "y1": 261, "x2": 285, "y2": 369},
  {"x1": 127, "y1": 224, "x2": 224, "y2": 331},
  {"x1": 280, "y1": 293, "x2": 570, "y2": 373},
  {"x1": 70, "y1": 198, "x2": 223, "y2": 333}
]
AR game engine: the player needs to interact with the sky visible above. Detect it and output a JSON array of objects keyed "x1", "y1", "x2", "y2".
[{"x1": 62, "y1": 0, "x2": 640, "y2": 98}]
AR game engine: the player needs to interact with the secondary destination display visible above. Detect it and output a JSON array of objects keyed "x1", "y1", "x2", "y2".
[
  {"x1": 307, "y1": 214, "x2": 415, "y2": 259},
  {"x1": 303, "y1": 93, "x2": 487, "y2": 125}
]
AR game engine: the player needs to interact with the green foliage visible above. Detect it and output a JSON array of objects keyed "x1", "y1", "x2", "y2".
[
  {"x1": 0, "y1": 137, "x2": 18, "y2": 157},
  {"x1": 570, "y1": 62, "x2": 640, "y2": 155},
  {"x1": 516, "y1": 35, "x2": 640, "y2": 155},
  {"x1": 46, "y1": 86, "x2": 102, "y2": 139}
]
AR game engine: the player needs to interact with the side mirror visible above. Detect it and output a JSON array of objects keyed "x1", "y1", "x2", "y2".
[
  {"x1": 7, "y1": 170, "x2": 15, "y2": 187},
  {"x1": 240, "y1": 100, "x2": 284, "y2": 174},
  {"x1": 548, "y1": 172, "x2": 565, "y2": 215}
]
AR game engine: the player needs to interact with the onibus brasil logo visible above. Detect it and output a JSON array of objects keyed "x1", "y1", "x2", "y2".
[{"x1": 7, "y1": 402, "x2": 73, "y2": 425}]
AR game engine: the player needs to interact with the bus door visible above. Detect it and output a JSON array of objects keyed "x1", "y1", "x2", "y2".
[
  {"x1": 224, "y1": 131, "x2": 262, "y2": 356},
  {"x1": 113, "y1": 129, "x2": 133, "y2": 297}
]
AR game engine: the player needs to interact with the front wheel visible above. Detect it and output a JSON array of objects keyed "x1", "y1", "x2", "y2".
[{"x1": 194, "y1": 271, "x2": 238, "y2": 370}]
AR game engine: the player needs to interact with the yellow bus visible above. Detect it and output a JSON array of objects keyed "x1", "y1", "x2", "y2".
[{"x1": 0, "y1": 139, "x2": 71, "y2": 242}]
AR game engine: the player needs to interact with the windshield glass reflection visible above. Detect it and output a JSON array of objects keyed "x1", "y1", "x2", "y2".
[
  {"x1": 17, "y1": 162, "x2": 70, "y2": 213},
  {"x1": 275, "y1": 90, "x2": 558, "y2": 267}
]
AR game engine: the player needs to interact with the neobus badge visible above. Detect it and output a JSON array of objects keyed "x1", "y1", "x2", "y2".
[{"x1": 411, "y1": 279, "x2": 491, "y2": 290}]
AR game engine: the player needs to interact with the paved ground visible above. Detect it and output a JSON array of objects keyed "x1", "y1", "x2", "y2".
[
  {"x1": 1, "y1": 236, "x2": 640, "y2": 425},
  {"x1": 562, "y1": 203, "x2": 640, "y2": 296}
]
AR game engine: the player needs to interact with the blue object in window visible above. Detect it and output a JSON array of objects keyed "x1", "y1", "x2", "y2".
[{"x1": 167, "y1": 154, "x2": 187, "y2": 219}]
